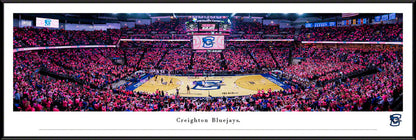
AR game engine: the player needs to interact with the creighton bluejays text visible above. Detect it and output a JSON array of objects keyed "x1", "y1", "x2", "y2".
[{"x1": 176, "y1": 117, "x2": 240, "y2": 124}]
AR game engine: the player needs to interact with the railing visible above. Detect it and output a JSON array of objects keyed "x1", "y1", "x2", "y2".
[
  {"x1": 227, "y1": 39, "x2": 294, "y2": 41},
  {"x1": 13, "y1": 40, "x2": 402, "y2": 52},
  {"x1": 13, "y1": 45, "x2": 116, "y2": 52},
  {"x1": 119, "y1": 39, "x2": 191, "y2": 42},
  {"x1": 301, "y1": 41, "x2": 403, "y2": 45}
]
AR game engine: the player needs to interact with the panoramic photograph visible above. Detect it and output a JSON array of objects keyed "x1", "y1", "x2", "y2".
[{"x1": 12, "y1": 13, "x2": 403, "y2": 112}]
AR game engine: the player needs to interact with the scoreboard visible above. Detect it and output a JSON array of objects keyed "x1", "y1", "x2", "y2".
[
  {"x1": 186, "y1": 22, "x2": 198, "y2": 32},
  {"x1": 187, "y1": 20, "x2": 229, "y2": 50},
  {"x1": 219, "y1": 22, "x2": 231, "y2": 32},
  {"x1": 198, "y1": 22, "x2": 218, "y2": 31},
  {"x1": 186, "y1": 21, "x2": 230, "y2": 32}
]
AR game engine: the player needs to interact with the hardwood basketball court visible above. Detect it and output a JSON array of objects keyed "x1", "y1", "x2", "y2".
[{"x1": 133, "y1": 75, "x2": 284, "y2": 97}]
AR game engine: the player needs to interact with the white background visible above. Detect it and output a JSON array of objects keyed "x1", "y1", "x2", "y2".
[{"x1": 3, "y1": 3, "x2": 413, "y2": 136}]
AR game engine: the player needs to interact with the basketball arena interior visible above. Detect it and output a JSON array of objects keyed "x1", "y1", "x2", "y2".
[{"x1": 12, "y1": 13, "x2": 403, "y2": 112}]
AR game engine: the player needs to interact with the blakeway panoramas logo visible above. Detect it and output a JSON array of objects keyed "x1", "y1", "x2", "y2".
[
  {"x1": 192, "y1": 80, "x2": 223, "y2": 90},
  {"x1": 390, "y1": 114, "x2": 402, "y2": 127},
  {"x1": 202, "y1": 36, "x2": 215, "y2": 48}
]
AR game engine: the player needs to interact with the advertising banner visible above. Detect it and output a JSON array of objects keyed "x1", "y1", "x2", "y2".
[{"x1": 36, "y1": 17, "x2": 59, "y2": 28}]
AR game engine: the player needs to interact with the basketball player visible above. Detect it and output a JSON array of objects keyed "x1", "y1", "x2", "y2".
[
  {"x1": 170, "y1": 79, "x2": 173, "y2": 85},
  {"x1": 161, "y1": 77, "x2": 164, "y2": 84},
  {"x1": 187, "y1": 85, "x2": 190, "y2": 94}
]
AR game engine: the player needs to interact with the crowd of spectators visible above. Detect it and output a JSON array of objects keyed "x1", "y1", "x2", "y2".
[
  {"x1": 231, "y1": 19, "x2": 264, "y2": 34},
  {"x1": 139, "y1": 48, "x2": 167, "y2": 70},
  {"x1": 13, "y1": 43, "x2": 402, "y2": 111},
  {"x1": 13, "y1": 27, "x2": 120, "y2": 48},
  {"x1": 192, "y1": 52, "x2": 224, "y2": 72},
  {"x1": 298, "y1": 24, "x2": 402, "y2": 42},
  {"x1": 285, "y1": 44, "x2": 402, "y2": 87},
  {"x1": 250, "y1": 48, "x2": 277, "y2": 69},
  {"x1": 223, "y1": 48, "x2": 257, "y2": 72},
  {"x1": 120, "y1": 18, "x2": 188, "y2": 35},
  {"x1": 270, "y1": 47, "x2": 290, "y2": 68},
  {"x1": 263, "y1": 25, "x2": 280, "y2": 34},
  {"x1": 13, "y1": 69, "x2": 402, "y2": 112},
  {"x1": 230, "y1": 18, "x2": 297, "y2": 36},
  {"x1": 284, "y1": 61, "x2": 366, "y2": 82},
  {"x1": 12, "y1": 17, "x2": 403, "y2": 112},
  {"x1": 124, "y1": 48, "x2": 144, "y2": 68},
  {"x1": 159, "y1": 48, "x2": 192, "y2": 72},
  {"x1": 42, "y1": 48, "x2": 134, "y2": 88},
  {"x1": 13, "y1": 21, "x2": 402, "y2": 49}
]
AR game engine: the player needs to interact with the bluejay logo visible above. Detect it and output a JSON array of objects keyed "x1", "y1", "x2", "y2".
[
  {"x1": 202, "y1": 36, "x2": 215, "y2": 48},
  {"x1": 44, "y1": 19, "x2": 51, "y2": 26},
  {"x1": 192, "y1": 80, "x2": 223, "y2": 90},
  {"x1": 390, "y1": 114, "x2": 402, "y2": 127}
]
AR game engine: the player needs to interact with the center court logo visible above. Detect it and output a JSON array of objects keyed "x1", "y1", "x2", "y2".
[
  {"x1": 202, "y1": 36, "x2": 215, "y2": 48},
  {"x1": 192, "y1": 80, "x2": 223, "y2": 90}
]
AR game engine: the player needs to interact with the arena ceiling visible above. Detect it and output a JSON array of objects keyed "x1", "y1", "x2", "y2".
[{"x1": 16, "y1": 13, "x2": 394, "y2": 24}]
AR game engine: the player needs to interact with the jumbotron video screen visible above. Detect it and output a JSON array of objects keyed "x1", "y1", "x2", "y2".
[
  {"x1": 192, "y1": 35, "x2": 225, "y2": 50},
  {"x1": 198, "y1": 22, "x2": 218, "y2": 31}
]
